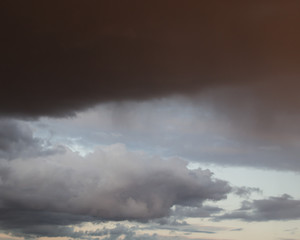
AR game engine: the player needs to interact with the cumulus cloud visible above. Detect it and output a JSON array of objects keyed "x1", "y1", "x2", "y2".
[
  {"x1": 0, "y1": 144, "x2": 231, "y2": 237},
  {"x1": 217, "y1": 194, "x2": 300, "y2": 221},
  {"x1": 0, "y1": 119, "x2": 65, "y2": 160}
]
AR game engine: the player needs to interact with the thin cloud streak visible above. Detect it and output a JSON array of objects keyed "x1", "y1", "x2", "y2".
[{"x1": 217, "y1": 194, "x2": 300, "y2": 221}]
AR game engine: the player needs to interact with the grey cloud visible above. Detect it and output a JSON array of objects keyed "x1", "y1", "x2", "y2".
[
  {"x1": 4, "y1": 220, "x2": 195, "y2": 240},
  {"x1": 146, "y1": 215, "x2": 229, "y2": 235},
  {"x1": 36, "y1": 99, "x2": 300, "y2": 172},
  {"x1": 0, "y1": 119, "x2": 65, "y2": 160},
  {"x1": 0, "y1": 144, "x2": 231, "y2": 236},
  {"x1": 233, "y1": 186, "x2": 262, "y2": 198},
  {"x1": 217, "y1": 194, "x2": 300, "y2": 221},
  {"x1": 171, "y1": 205, "x2": 223, "y2": 218},
  {"x1": 230, "y1": 228, "x2": 243, "y2": 231},
  {"x1": 88, "y1": 224, "x2": 147, "y2": 240},
  {"x1": 0, "y1": 209, "x2": 97, "y2": 229},
  {"x1": 137, "y1": 219, "x2": 217, "y2": 237},
  {"x1": 155, "y1": 225, "x2": 215, "y2": 235},
  {"x1": 0, "y1": 209, "x2": 98, "y2": 239},
  {"x1": 2, "y1": 218, "x2": 143, "y2": 240},
  {"x1": 144, "y1": 205, "x2": 222, "y2": 236},
  {"x1": 152, "y1": 217, "x2": 188, "y2": 226},
  {"x1": 13, "y1": 225, "x2": 84, "y2": 239},
  {"x1": 90, "y1": 224, "x2": 192, "y2": 240}
]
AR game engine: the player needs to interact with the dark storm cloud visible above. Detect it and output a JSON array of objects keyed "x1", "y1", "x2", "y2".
[
  {"x1": 0, "y1": 119, "x2": 65, "y2": 160},
  {"x1": 0, "y1": 209, "x2": 96, "y2": 238},
  {"x1": 1, "y1": 1, "x2": 300, "y2": 118},
  {"x1": 217, "y1": 194, "x2": 300, "y2": 221},
  {"x1": 0, "y1": 214, "x2": 152, "y2": 240},
  {"x1": 0, "y1": 210, "x2": 94, "y2": 230}
]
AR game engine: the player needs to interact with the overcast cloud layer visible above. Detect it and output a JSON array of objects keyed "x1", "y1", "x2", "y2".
[
  {"x1": 32, "y1": 99, "x2": 300, "y2": 172},
  {"x1": 1, "y1": 1, "x2": 300, "y2": 124}
]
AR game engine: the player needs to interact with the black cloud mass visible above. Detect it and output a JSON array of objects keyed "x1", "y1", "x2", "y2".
[{"x1": 1, "y1": 1, "x2": 300, "y2": 119}]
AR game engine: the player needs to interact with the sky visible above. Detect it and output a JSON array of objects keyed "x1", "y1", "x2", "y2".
[{"x1": 1, "y1": 1, "x2": 300, "y2": 240}]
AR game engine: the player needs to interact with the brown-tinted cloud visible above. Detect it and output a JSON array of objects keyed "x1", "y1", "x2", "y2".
[{"x1": 1, "y1": 1, "x2": 300, "y2": 118}]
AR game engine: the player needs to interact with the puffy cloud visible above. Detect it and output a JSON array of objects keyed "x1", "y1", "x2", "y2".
[
  {"x1": 0, "y1": 144, "x2": 231, "y2": 237},
  {"x1": 217, "y1": 194, "x2": 300, "y2": 221}
]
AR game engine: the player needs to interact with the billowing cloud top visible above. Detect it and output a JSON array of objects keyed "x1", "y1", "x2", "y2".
[{"x1": 0, "y1": 143, "x2": 231, "y2": 237}]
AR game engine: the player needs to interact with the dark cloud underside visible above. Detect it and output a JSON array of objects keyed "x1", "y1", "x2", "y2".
[
  {"x1": 1, "y1": 1, "x2": 300, "y2": 117},
  {"x1": 0, "y1": 119, "x2": 65, "y2": 160},
  {"x1": 0, "y1": 144, "x2": 231, "y2": 237},
  {"x1": 218, "y1": 194, "x2": 300, "y2": 222}
]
